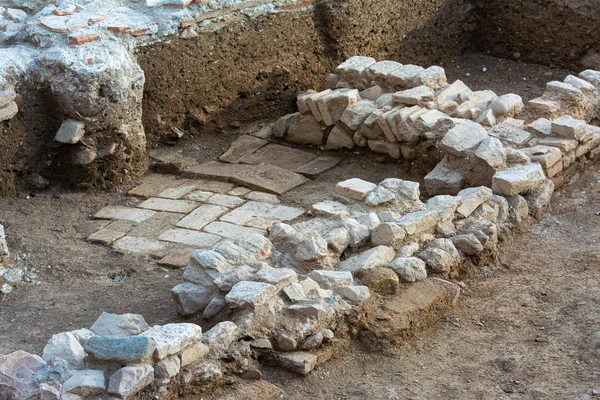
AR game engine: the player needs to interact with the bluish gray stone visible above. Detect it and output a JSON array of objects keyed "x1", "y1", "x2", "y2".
[{"x1": 84, "y1": 336, "x2": 155, "y2": 363}]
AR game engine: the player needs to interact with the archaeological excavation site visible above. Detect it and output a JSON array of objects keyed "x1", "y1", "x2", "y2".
[{"x1": 1, "y1": 0, "x2": 600, "y2": 398}]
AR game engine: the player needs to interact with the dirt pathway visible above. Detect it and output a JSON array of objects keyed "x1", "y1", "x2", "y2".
[{"x1": 265, "y1": 163, "x2": 600, "y2": 400}]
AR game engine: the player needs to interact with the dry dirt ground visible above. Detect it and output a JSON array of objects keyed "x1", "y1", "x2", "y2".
[{"x1": 1, "y1": 53, "x2": 598, "y2": 399}]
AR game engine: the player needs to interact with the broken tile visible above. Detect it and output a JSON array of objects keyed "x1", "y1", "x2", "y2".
[
  {"x1": 294, "y1": 156, "x2": 342, "y2": 177},
  {"x1": 239, "y1": 143, "x2": 317, "y2": 171},
  {"x1": 219, "y1": 135, "x2": 268, "y2": 163},
  {"x1": 157, "y1": 180, "x2": 201, "y2": 199},
  {"x1": 157, "y1": 247, "x2": 195, "y2": 269},
  {"x1": 244, "y1": 191, "x2": 281, "y2": 204},
  {"x1": 149, "y1": 148, "x2": 198, "y2": 167},
  {"x1": 184, "y1": 162, "x2": 307, "y2": 195}
]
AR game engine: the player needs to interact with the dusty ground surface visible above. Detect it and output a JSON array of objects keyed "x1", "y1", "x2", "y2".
[{"x1": 0, "y1": 53, "x2": 597, "y2": 399}]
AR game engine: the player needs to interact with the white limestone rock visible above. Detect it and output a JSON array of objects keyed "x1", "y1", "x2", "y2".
[
  {"x1": 224, "y1": 281, "x2": 277, "y2": 310},
  {"x1": 492, "y1": 163, "x2": 546, "y2": 195},
  {"x1": 337, "y1": 245, "x2": 395, "y2": 272},
  {"x1": 371, "y1": 222, "x2": 406, "y2": 248},
  {"x1": 440, "y1": 120, "x2": 489, "y2": 157},
  {"x1": 108, "y1": 365, "x2": 154, "y2": 399},
  {"x1": 296, "y1": 236, "x2": 329, "y2": 262},
  {"x1": 90, "y1": 312, "x2": 150, "y2": 337},
  {"x1": 456, "y1": 186, "x2": 493, "y2": 218},
  {"x1": 335, "y1": 178, "x2": 377, "y2": 201},
  {"x1": 203, "y1": 321, "x2": 240, "y2": 355},
  {"x1": 334, "y1": 285, "x2": 371, "y2": 304},
  {"x1": 42, "y1": 332, "x2": 86, "y2": 369},
  {"x1": 308, "y1": 270, "x2": 353, "y2": 289},
  {"x1": 140, "y1": 323, "x2": 203, "y2": 360},
  {"x1": 390, "y1": 257, "x2": 427, "y2": 282},
  {"x1": 395, "y1": 210, "x2": 439, "y2": 235}
]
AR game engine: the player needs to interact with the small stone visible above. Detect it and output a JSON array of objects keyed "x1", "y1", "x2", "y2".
[
  {"x1": 397, "y1": 243, "x2": 420, "y2": 257},
  {"x1": 342, "y1": 218, "x2": 370, "y2": 247},
  {"x1": 371, "y1": 222, "x2": 406, "y2": 247},
  {"x1": 364, "y1": 186, "x2": 396, "y2": 206},
  {"x1": 335, "y1": 178, "x2": 377, "y2": 200},
  {"x1": 203, "y1": 296, "x2": 226, "y2": 320},
  {"x1": 277, "y1": 352, "x2": 318, "y2": 375},
  {"x1": 492, "y1": 163, "x2": 546, "y2": 195},
  {"x1": 337, "y1": 245, "x2": 396, "y2": 272},
  {"x1": 426, "y1": 195, "x2": 461, "y2": 222},
  {"x1": 551, "y1": 115, "x2": 587, "y2": 140},
  {"x1": 356, "y1": 267, "x2": 399, "y2": 295},
  {"x1": 440, "y1": 120, "x2": 489, "y2": 156},
  {"x1": 0, "y1": 351, "x2": 46, "y2": 399},
  {"x1": 274, "y1": 333, "x2": 297, "y2": 351},
  {"x1": 296, "y1": 236, "x2": 329, "y2": 261},
  {"x1": 334, "y1": 285, "x2": 371, "y2": 304},
  {"x1": 39, "y1": 382, "x2": 61, "y2": 400},
  {"x1": 203, "y1": 321, "x2": 240, "y2": 355},
  {"x1": 250, "y1": 266, "x2": 298, "y2": 288},
  {"x1": 108, "y1": 365, "x2": 154, "y2": 398},
  {"x1": 456, "y1": 186, "x2": 493, "y2": 218},
  {"x1": 505, "y1": 148, "x2": 531, "y2": 165},
  {"x1": 249, "y1": 339, "x2": 272, "y2": 350},
  {"x1": 393, "y1": 85, "x2": 434, "y2": 105},
  {"x1": 62, "y1": 370, "x2": 105, "y2": 396},
  {"x1": 390, "y1": 257, "x2": 427, "y2": 282},
  {"x1": 288, "y1": 300, "x2": 333, "y2": 319},
  {"x1": 435, "y1": 221, "x2": 456, "y2": 237},
  {"x1": 282, "y1": 282, "x2": 307, "y2": 302},
  {"x1": 475, "y1": 137, "x2": 506, "y2": 169},
  {"x1": 325, "y1": 125, "x2": 355, "y2": 150},
  {"x1": 42, "y1": 332, "x2": 86, "y2": 369},
  {"x1": 450, "y1": 234, "x2": 484, "y2": 255},
  {"x1": 225, "y1": 281, "x2": 277, "y2": 309},
  {"x1": 179, "y1": 342, "x2": 209, "y2": 367},
  {"x1": 308, "y1": 270, "x2": 353, "y2": 289},
  {"x1": 324, "y1": 228, "x2": 351, "y2": 253},
  {"x1": 300, "y1": 332, "x2": 323, "y2": 350},
  {"x1": 525, "y1": 179, "x2": 554, "y2": 218},
  {"x1": 490, "y1": 93, "x2": 523, "y2": 116},
  {"x1": 424, "y1": 157, "x2": 464, "y2": 195},
  {"x1": 140, "y1": 323, "x2": 203, "y2": 360},
  {"x1": 155, "y1": 355, "x2": 180, "y2": 384},
  {"x1": 54, "y1": 120, "x2": 85, "y2": 144},
  {"x1": 90, "y1": 312, "x2": 150, "y2": 337},
  {"x1": 171, "y1": 282, "x2": 215, "y2": 316},
  {"x1": 395, "y1": 210, "x2": 439, "y2": 235}
]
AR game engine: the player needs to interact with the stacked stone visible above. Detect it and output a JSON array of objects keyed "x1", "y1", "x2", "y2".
[
  {"x1": 275, "y1": 175, "x2": 551, "y2": 287},
  {"x1": 273, "y1": 56, "x2": 525, "y2": 161},
  {"x1": 171, "y1": 246, "x2": 370, "y2": 375},
  {"x1": 0, "y1": 87, "x2": 17, "y2": 122},
  {"x1": 528, "y1": 70, "x2": 600, "y2": 121},
  {"x1": 0, "y1": 312, "x2": 225, "y2": 399}
]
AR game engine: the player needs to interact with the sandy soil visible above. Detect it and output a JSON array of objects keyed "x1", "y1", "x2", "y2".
[{"x1": 0, "y1": 53, "x2": 597, "y2": 399}]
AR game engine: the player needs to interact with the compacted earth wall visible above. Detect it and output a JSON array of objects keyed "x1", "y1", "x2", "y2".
[
  {"x1": 0, "y1": 0, "x2": 476, "y2": 195},
  {"x1": 475, "y1": 0, "x2": 600, "y2": 70}
]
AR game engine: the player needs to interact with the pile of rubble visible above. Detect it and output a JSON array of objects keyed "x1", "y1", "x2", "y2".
[{"x1": 0, "y1": 311, "x2": 271, "y2": 399}]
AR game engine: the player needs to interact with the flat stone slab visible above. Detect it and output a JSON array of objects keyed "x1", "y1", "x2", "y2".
[
  {"x1": 112, "y1": 236, "x2": 171, "y2": 258},
  {"x1": 383, "y1": 280, "x2": 447, "y2": 314},
  {"x1": 157, "y1": 247, "x2": 195, "y2": 269},
  {"x1": 88, "y1": 220, "x2": 134, "y2": 245},
  {"x1": 184, "y1": 161, "x2": 307, "y2": 195},
  {"x1": 158, "y1": 228, "x2": 221, "y2": 248},
  {"x1": 239, "y1": 143, "x2": 318, "y2": 171},
  {"x1": 219, "y1": 201, "x2": 304, "y2": 226},
  {"x1": 175, "y1": 204, "x2": 229, "y2": 230},
  {"x1": 219, "y1": 135, "x2": 268, "y2": 163},
  {"x1": 149, "y1": 147, "x2": 198, "y2": 167},
  {"x1": 294, "y1": 155, "x2": 342, "y2": 177},
  {"x1": 204, "y1": 221, "x2": 265, "y2": 239},
  {"x1": 137, "y1": 198, "x2": 198, "y2": 213},
  {"x1": 94, "y1": 206, "x2": 156, "y2": 223},
  {"x1": 128, "y1": 212, "x2": 183, "y2": 238},
  {"x1": 128, "y1": 174, "x2": 178, "y2": 198}
]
